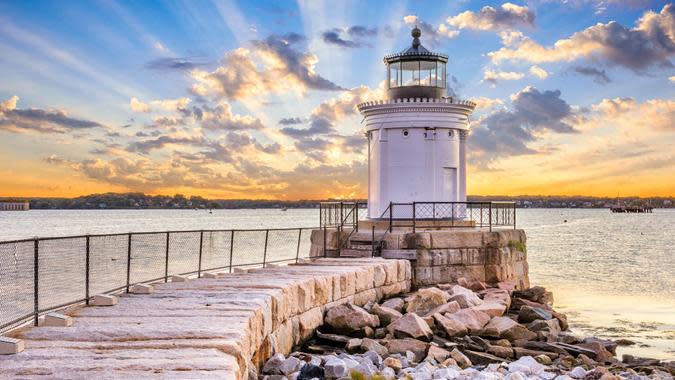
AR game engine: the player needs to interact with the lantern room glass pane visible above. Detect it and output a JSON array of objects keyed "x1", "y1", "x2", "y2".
[
  {"x1": 420, "y1": 60, "x2": 436, "y2": 86},
  {"x1": 388, "y1": 62, "x2": 400, "y2": 88},
  {"x1": 401, "y1": 60, "x2": 419, "y2": 86},
  {"x1": 439, "y1": 62, "x2": 446, "y2": 88}
]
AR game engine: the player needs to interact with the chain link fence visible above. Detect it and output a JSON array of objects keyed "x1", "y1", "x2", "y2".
[{"x1": 0, "y1": 227, "x2": 317, "y2": 333}]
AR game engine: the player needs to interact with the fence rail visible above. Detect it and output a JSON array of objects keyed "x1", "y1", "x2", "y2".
[
  {"x1": 0, "y1": 227, "x2": 319, "y2": 334},
  {"x1": 319, "y1": 201, "x2": 367, "y2": 229},
  {"x1": 383, "y1": 201, "x2": 516, "y2": 232}
]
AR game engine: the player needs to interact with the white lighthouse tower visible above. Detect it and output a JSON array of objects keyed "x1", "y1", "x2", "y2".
[{"x1": 357, "y1": 27, "x2": 476, "y2": 219}]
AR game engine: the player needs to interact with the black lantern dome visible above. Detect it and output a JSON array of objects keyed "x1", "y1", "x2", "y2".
[{"x1": 384, "y1": 27, "x2": 449, "y2": 100}]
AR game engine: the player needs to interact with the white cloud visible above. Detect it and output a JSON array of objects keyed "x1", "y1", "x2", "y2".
[
  {"x1": 483, "y1": 69, "x2": 525, "y2": 85},
  {"x1": 529, "y1": 65, "x2": 549, "y2": 79},
  {"x1": 447, "y1": 3, "x2": 535, "y2": 31}
]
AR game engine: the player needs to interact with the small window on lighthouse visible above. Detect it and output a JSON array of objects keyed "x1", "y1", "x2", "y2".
[
  {"x1": 402, "y1": 129, "x2": 409, "y2": 138},
  {"x1": 448, "y1": 130, "x2": 454, "y2": 137}
]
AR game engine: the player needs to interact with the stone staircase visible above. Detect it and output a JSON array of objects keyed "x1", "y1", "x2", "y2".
[{"x1": 339, "y1": 230, "x2": 380, "y2": 258}]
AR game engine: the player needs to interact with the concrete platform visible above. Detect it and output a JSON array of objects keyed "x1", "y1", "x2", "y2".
[{"x1": 0, "y1": 258, "x2": 411, "y2": 379}]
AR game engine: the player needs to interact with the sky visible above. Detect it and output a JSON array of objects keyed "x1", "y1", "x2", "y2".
[{"x1": 0, "y1": 0, "x2": 673, "y2": 200}]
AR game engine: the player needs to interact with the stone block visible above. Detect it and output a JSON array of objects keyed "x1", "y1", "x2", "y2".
[
  {"x1": 0, "y1": 337, "x2": 24, "y2": 355},
  {"x1": 42, "y1": 312, "x2": 73, "y2": 327},
  {"x1": 130, "y1": 283, "x2": 154, "y2": 294},
  {"x1": 233, "y1": 268, "x2": 248, "y2": 274},
  {"x1": 382, "y1": 234, "x2": 401, "y2": 250},
  {"x1": 171, "y1": 275, "x2": 189, "y2": 282},
  {"x1": 402, "y1": 232, "x2": 431, "y2": 249},
  {"x1": 91, "y1": 294, "x2": 117, "y2": 306},
  {"x1": 430, "y1": 231, "x2": 484, "y2": 249},
  {"x1": 201, "y1": 272, "x2": 218, "y2": 279}
]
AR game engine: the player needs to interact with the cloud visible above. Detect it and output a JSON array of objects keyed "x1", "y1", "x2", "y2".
[
  {"x1": 469, "y1": 86, "x2": 577, "y2": 167},
  {"x1": 190, "y1": 33, "x2": 343, "y2": 100},
  {"x1": 670, "y1": 75, "x2": 675, "y2": 82},
  {"x1": 0, "y1": 95, "x2": 104, "y2": 134},
  {"x1": 588, "y1": 97, "x2": 674, "y2": 132},
  {"x1": 278, "y1": 117, "x2": 303, "y2": 125},
  {"x1": 130, "y1": 97, "x2": 191, "y2": 113},
  {"x1": 573, "y1": 66, "x2": 612, "y2": 84},
  {"x1": 471, "y1": 96, "x2": 505, "y2": 110},
  {"x1": 320, "y1": 26, "x2": 379, "y2": 48},
  {"x1": 403, "y1": 16, "x2": 459, "y2": 45},
  {"x1": 199, "y1": 101, "x2": 265, "y2": 131},
  {"x1": 145, "y1": 57, "x2": 207, "y2": 71},
  {"x1": 529, "y1": 65, "x2": 549, "y2": 79},
  {"x1": 483, "y1": 69, "x2": 525, "y2": 85},
  {"x1": 447, "y1": 3, "x2": 535, "y2": 32},
  {"x1": 489, "y1": 4, "x2": 675, "y2": 72}
]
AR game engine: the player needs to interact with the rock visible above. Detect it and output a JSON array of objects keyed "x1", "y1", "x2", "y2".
[
  {"x1": 583, "y1": 337, "x2": 618, "y2": 355},
  {"x1": 507, "y1": 356, "x2": 545, "y2": 376},
  {"x1": 360, "y1": 338, "x2": 388, "y2": 357},
  {"x1": 482, "y1": 316, "x2": 537, "y2": 341},
  {"x1": 345, "y1": 338, "x2": 362, "y2": 353},
  {"x1": 323, "y1": 357, "x2": 348, "y2": 378},
  {"x1": 557, "y1": 332, "x2": 583, "y2": 345},
  {"x1": 381, "y1": 366, "x2": 396, "y2": 378},
  {"x1": 497, "y1": 281, "x2": 516, "y2": 293},
  {"x1": 527, "y1": 319, "x2": 561, "y2": 342},
  {"x1": 487, "y1": 345, "x2": 514, "y2": 358},
  {"x1": 518, "y1": 305, "x2": 553, "y2": 323},
  {"x1": 621, "y1": 354, "x2": 660, "y2": 366},
  {"x1": 535, "y1": 354, "x2": 552, "y2": 365},
  {"x1": 362, "y1": 350, "x2": 383, "y2": 367},
  {"x1": 263, "y1": 353, "x2": 286, "y2": 375},
  {"x1": 422, "y1": 301, "x2": 461, "y2": 317},
  {"x1": 405, "y1": 287, "x2": 450, "y2": 315},
  {"x1": 433, "y1": 313, "x2": 468, "y2": 337},
  {"x1": 472, "y1": 302, "x2": 507, "y2": 317},
  {"x1": 614, "y1": 339, "x2": 636, "y2": 346},
  {"x1": 483, "y1": 289, "x2": 512, "y2": 309},
  {"x1": 440, "y1": 357, "x2": 458, "y2": 367},
  {"x1": 389, "y1": 340, "x2": 428, "y2": 363},
  {"x1": 262, "y1": 375, "x2": 287, "y2": 380},
  {"x1": 445, "y1": 309, "x2": 490, "y2": 332},
  {"x1": 492, "y1": 339, "x2": 512, "y2": 347},
  {"x1": 325, "y1": 303, "x2": 379, "y2": 334},
  {"x1": 578, "y1": 341, "x2": 615, "y2": 363},
  {"x1": 388, "y1": 312, "x2": 434, "y2": 341},
  {"x1": 433, "y1": 367, "x2": 460, "y2": 379},
  {"x1": 315, "y1": 331, "x2": 351, "y2": 346},
  {"x1": 279, "y1": 357, "x2": 302, "y2": 375},
  {"x1": 381, "y1": 297, "x2": 405, "y2": 312},
  {"x1": 374, "y1": 327, "x2": 387, "y2": 339},
  {"x1": 427, "y1": 344, "x2": 451, "y2": 363},
  {"x1": 513, "y1": 347, "x2": 558, "y2": 360},
  {"x1": 448, "y1": 292, "x2": 483, "y2": 309},
  {"x1": 463, "y1": 350, "x2": 505, "y2": 365},
  {"x1": 568, "y1": 366, "x2": 587, "y2": 379},
  {"x1": 383, "y1": 356, "x2": 403, "y2": 372},
  {"x1": 513, "y1": 286, "x2": 554, "y2": 305},
  {"x1": 449, "y1": 348, "x2": 473, "y2": 369},
  {"x1": 370, "y1": 303, "x2": 403, "y2": 326}
]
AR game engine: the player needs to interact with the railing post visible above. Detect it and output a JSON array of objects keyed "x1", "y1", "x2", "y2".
[
  {"x1": 262, "y1": 229, "x2": 269, "y2": 268},
  {"x1": 340, "y1": 202, "x2": 343, "y2": 227},
  {"x1": 412, "y1": 202, "x2": 416, "y2": 233},
  {"x1": 480, "y1": 203, "x2": 484, "y2": 228},
  {"x1": 489, "y1": 203, "x2": 493, "y2": 232},
  {"x1": 323, "y1": 226, "x2": 327, "y2": 257},
  {"x1": 228, "y1": 230, "x2": 234, "y2": 273},
  {"x1": 513, "y1": 203, "x2": 517, "y2": 229},
  {"x1": 355, "y1": 204, "x2": 359, "y2": 232},
  {"x1": 337, "y1": 225, "x2": 341, "y2": 256},
  {"x1": 371, "y1": 225, "x2": 375, "y2": 256},
  {"x1": 85, "y1": 235, "x2": 90, "y2": 305},
  {"x1": 451, "y1": 203, "x2": 455, "y2": 227},
  {"x1": 295, "y1": 228, "x2": 302, "y2": 263},
  {"x1": 33, "y1": 238, "x2": 39, "y2": 326},
  {"x1": 389, "y1": 202, "x2": 393, "y2": 232},
  {"x1": 164, "y1": 232, "x2": 170, "y2": 282},
  {"x1": 319, "y1": 204, "x2": 323, "y2": 228},
  {"x1": 197, "y1": 230, "x2": 204, "y2": 277},
  {"x1": 126, "y1": 233, "x2": 132, "y2": 293}
]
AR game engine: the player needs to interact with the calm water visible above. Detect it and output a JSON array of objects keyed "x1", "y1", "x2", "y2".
[{"x1": 0, "y1": 208, "x2": 673, "y2": 359}]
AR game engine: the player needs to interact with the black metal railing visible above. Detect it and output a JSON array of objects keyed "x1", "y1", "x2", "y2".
[
  {"x1": 0, "y1": 227, "x2": 321, "y2": 334},
  {"x1": 319, "y1": 201, "x2": 367, "y2": 229},
  {"x1": 381, "y1": 201, "x2": 516, "y2": 232}
]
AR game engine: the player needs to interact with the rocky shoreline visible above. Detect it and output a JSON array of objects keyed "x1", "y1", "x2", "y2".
[{"x1": 261, "y1": 279, "x2": 675, "y2": 379}]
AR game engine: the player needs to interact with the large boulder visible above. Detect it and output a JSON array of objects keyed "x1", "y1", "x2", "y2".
[
  {"x1": 432, "y1": 313, "x2": 468, "y2": 337},
  {"x1": 405, "y1": 287, "x2": 450, "y2": 315},
  {"x1": 449, "y1": 348, "x2": 472, "y2": 369},
  {"x1": 370, "y1": 303, "x2": 402, "y2": 326},
  {"x1": 385, "y1": 339, "x2": 429, "y2": 362},
  {"x1": 482, "y1": 316, "x2": 537, "y2": 341},
  {"x1": 518, "y1": 305, "x2": 553, "y2": 323},
  {"x1": 448, "y1": 291, "x2": 483, "y2": 309},
  {"x1": 445, "y1": 309, "x2": 490, "y2": 333},
  {"x1": 381, "y1": 297, "x2": 405, "y2": 312},
  {"x1": 483, "y1": 288, "x2": 512, "y2": 309},
  {"x1": 422, "y1": 301, "x2": 461, "y2": 317},
  {"x1": 513, "y1": 286, "x2": 554, "y2": 305},
  {"x1": 325, "y1": 303, "x2": 379, "y2": 334},
  {"x1": 387, "y1": 312, "x2": 433, "y2": 341},
  {"x1": 471, "y1": 302, "x2": 507, "y2": 317},
  {"x1": 528, "y1": 319, "x2": 561, "y2": 342}
]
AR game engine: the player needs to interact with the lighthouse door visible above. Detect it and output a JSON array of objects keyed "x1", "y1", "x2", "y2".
[{"x1": 442, "y1": 167, "x2": 457, "y2": 202}]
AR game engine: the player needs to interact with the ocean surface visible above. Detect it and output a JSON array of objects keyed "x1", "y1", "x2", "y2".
[{"x1": 0, "y1": 208, "x2": 673, "y2": 359}]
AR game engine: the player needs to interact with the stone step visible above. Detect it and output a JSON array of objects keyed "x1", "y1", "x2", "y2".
[
  {"x1": 381, "y1": 250, "x2": 417, "y2": 260},
  {"x1": 340, "y1": 249, "x2": 373, "y2": 258},
  {"x1": 348, "y1": 243, "x2": 376, "y2": 250}
]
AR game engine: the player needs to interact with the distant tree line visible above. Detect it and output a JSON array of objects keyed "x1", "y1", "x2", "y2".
[{"x1": 1, "y1": 192, "x2": 672, "y2": 209}]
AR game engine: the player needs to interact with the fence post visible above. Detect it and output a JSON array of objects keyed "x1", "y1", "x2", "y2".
[
  {"x1": 164, "y1": 232, "x2": 170, "y2": 282},
  {"x1": 198, "y1": 230, "x2": 204, "y2": 277},
  {"x1": 85, "y1": 235, "x2": 90, "y2": 305},
  {"x1": 126, "y1": 233, "x2": 132, "y2": 293},
  {"x1": 295, "y1": 229, "x2": 302, "y2": 263},
  {"x1": 262, "y1": 229, "x2": 269, "y2": 268},
  {"x1": 389, "y1": 202, "x2": 393, "y2": 232},
  {"x1": 489, "y1": 203, "x2": 493, "y2": 232},
  {"x1": 371, "y1": 225, "x2": 375, "y2": 256},
  {"x1": 337, "y1": 225, "x2": 341, "y2": 256},
  {"x1": 412, "y1": 202, "x2": 416, "y2": 233},
  {"x1": 451, "y1": 203, "x2": 455, "y2": 227},
  {"x1": 228, "y1": 230, "x2": 234, "y2": 273},
  {"x1": 33, "y1": 238, "x2": 39, "y2": 326},
  {"x1": 355, "y1": 204, "x2": 359, "y2": 232},
  {"x1": 513, "y1": 203, "x2": 517, "y2": 229},
  {"x1": 323, "y1": 226, "x2": 327, "y2": 257}
]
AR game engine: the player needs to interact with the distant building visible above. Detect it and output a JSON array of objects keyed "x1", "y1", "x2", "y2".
[{"x1": 0, "y1": 200, "x2": 30, "y2": 211}]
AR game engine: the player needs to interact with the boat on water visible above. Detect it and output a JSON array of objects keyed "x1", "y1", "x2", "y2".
[{"x1": 610, "y1": 206, "x2": 653, "y2": 213}]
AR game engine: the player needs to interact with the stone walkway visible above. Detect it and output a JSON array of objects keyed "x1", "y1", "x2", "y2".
[{"x1": 0, "y1": 258, "x2": 411, "y2": 379}]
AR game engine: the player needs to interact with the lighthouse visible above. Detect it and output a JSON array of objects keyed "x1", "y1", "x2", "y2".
[{"x1": 357, "y1": 27, "x2": 476, "y2": 219}]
